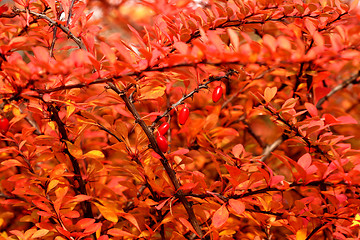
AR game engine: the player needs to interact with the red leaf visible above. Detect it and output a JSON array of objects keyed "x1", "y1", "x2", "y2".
[
  {"x1": 228, "y1": 199, "x2": 245, "y2": 215},
  {"x1": 169, "y1": 148, "x2": 189, "y2": 156},
  {"x1": 323, "y1": 114, "x2": 357, "y2": 125},
  {"x1": 212, "y1": 204, "x2": 229, "y2": 228},
  {"x1": 98, "y1": 236, "x2": 109, "y2": 240},
  {"x1": 100, "y1": 42, "x2": 116, "y2": 64},
  {"x1": 128, "y1": 24, "x2": 147, "y2": 50},
  {"x1": 64, "y1": 210, "x2": 80, "y2": 218},
  {"x1": 270, "y1": 175, "x2": 285, "y2": 186},
  {"x1": 304, "y1": 103, "x2": 318, "y2": 117},
  {"x1": 84, "y1": 222, "x2": 102, "y2": 234},
  {"x1": 178, "y1": 217, "x2": 200, "y2": 238},
  {"x1": 314, "y1": 87, "x2": 331, "y2": 104},
  {"x1": 324, "y1": 113, "x2": 339, "y2": 125},
  {"x1": 59, "y1": 0, "x2": 71, "y2": 23},
  {"x1": 337, "y1": 116, "x2": 357, "y2": 125},
  {"x1": 304, "y1": 18, "x2": 316, "y2": 35},
  {"x1": 178, "y1": 182, "x2": 198, "y2": 192},
  {"x1": 298, "y1": 153, "x2": 312, "y2": 170},
  {"x1": 174, "y1": 42, "x2": 189, "y2": 55},
  {"x1": 76, "y1": 218, "x2": 95, "y2": 229},
  {"x1": 56, "y1": 226, "x2": 71, "y2": 238}
]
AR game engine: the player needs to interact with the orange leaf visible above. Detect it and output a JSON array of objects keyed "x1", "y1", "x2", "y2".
[
  {"x1": 139, "y1": 85, "x2": 165, "y2": 100},
  {"x1": 1, "y1": 159, "x2": 24, "y2": 168},
  {"x1": 296, "y1": 229, "x2": 307, "y2": 240},
  {"x1": 227, "y1": 28, "x2": 239, "y2": 51},
  {"x1": 264, "y1": 87, "x2": 277, "y2": 103},
  {"x1": 94, "y1": 203, "x2": 118, "y2": 223},
  {"x1": 31, "y1": 229, "x2": 49, "y2": 239},
  {"x1": 76, "y1": 218, "x2": 95, "y2": 229},
  {"x1": 63, "y1": 210, "x2": 80, "y2": 218},
  {"x1": 107, "y1": 228, "x2": 137, "y2": 237},
  {"x1": 65, "y1": 141, "x2": 83, "y2": 159},
  {"x1": 212, "y1": 204, "x2": 229, "y2": 228},
  {"x1": 84, "y1": 222, "x2": 102, "y2": 235},
  {"x1": 118, "y1": 212, "x2": 141, "y2": 231},
  {"x1": 232, "y1": 144, "x2": 244, "y2": 158}
]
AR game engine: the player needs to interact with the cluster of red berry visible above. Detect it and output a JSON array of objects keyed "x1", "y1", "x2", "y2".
[{"x1": 155, "y1": 85, "x2": 223, "y2": 153}]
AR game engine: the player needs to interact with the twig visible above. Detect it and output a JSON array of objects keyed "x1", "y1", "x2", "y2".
[
  {"x1": 305, "y1": 223, "x2": 326, "y2": 240},
  {"x1": 151, "y1": 69, "x2": 236, "y2": 128},
  {"x1": 316, "y1": 71, "x2": 360, "y2": 109},
  {"x1": 107, "y1": 82, "x2": 204, "y2": 238},
  {"x1": 47, "y1": 104, "x2": 94, "y2": 220},
  {"x1": 67, "y1": 0, "x2": 76, "y2": 26},
  {"x1": 260, "y1": 137, "x2": 283, "y2": 162},
  {"x1": 49, "y1": 26, "x2": 57, "y2": 58},
  {"x1": 12, "y1": 7, "x2": 86, "y2": 50}
]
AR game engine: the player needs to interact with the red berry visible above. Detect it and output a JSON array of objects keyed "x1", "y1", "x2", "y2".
[
  {"x1": 158, "y1": 122, "x2": 170, "y2": 136},
  {"x1": 178, "y1": 107, "x2": 189, "y2": 125},
  {"x1": 156, "y1": 135, "x2": 168, "y2": 153},
  {"x1": 0, "y1": 118, "x2": 9, "y2": 133},
  {"x1": 212, "y1": 86, "x2": 223, "y2": 103}
]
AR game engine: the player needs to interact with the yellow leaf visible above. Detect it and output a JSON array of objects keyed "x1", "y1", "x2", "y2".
[
  {"x1": 47, "y1": 179, "x2": 59, "y2": 192},
  {"x1": 219, "y1": 229, "x2": 236, "y2": 236},
  {"x1": 84, "y1": 150, "x2": 104, "y2": 159},
  {"x1": 139, "y1": 85, "x2": 166, "y2": 100},
  {"x1": 296, "y1": 229, "x2": 307, "y2": 240},
  {"x1": 94, "y1": 203, "x2": 118, "y2": 223},
  {"x1": 66, "y1": 103, "x2": 76, "y2": 119},
  {"x1": 351, "y1": 213, "x2": 360, "y2": 226},
  {"x1": 65, "y1": 141, "x2": 83, "y2": 159}
]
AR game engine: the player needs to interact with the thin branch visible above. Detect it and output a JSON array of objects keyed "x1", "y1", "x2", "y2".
[
  {"x1": 150, "y1": 69, "x2": 237, "y2": 129},
  {"x1": 305, "y1": 223, "x2": 326, "y2": 240},
  {"x1": 47, "y1": 104, "x2": 94, "y2": 220},
  {"x1": 107, "y1": 82, "x2": 204, "y2": 238},
  {"x1": 260, "y1": 136, "x2": 283, "y2": 162},
  {"x1": 316, "y1": 71, "x2": 360, "y2": 109},
  {"x1": 12, "y1": 7, "x2": 86, "y2": 50},
  {"x1": 66, "y1": 0, "x2": 76, "y2": 26},
  {"x1": 0, "y1": 12, "x2": 17, "y2": 18},
  {"x1": 30, "y1": 61, "x2": 240, "y2": 95},
  {"x1": 49, "y1": 26, "x2": 58, "y2": 58}
]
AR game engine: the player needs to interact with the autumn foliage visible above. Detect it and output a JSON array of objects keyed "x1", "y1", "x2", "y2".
[{"x1": 1, "y1": 0, "x2": 360, "y2": 239}]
